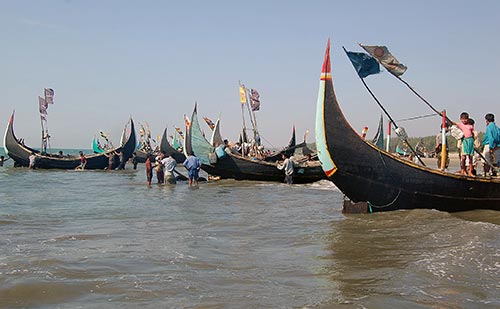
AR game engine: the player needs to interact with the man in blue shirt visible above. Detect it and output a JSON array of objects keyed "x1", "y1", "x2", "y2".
[
  {"x1": 482, "y1": 113, "x2": 500, "y2": 176},
  {"x1": 183, "y1": 152, "x2": 201, "y2": 186}
]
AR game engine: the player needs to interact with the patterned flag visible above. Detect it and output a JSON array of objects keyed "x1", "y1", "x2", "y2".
[
  {"x1": 38, "y1": 96, "x2": 48, "y2": 120},
  {"x1": 360, "y1": 45, "x2": 407, "y2": 76},
  {"x1": 44, "y1": 88, "x2": 54, "y2": 104},
  {"x1": 38, "y1": 96, "x2": 48, "y2": 115},
  {"x1": 99, "y1": 131, "x2": 108, "y2": 139},
  {"x1": 175, "y1": 127, "x2": 184, "y2": 137},
  {"x1": 239, "y1": 85, "x2": 247, "y2": 104},
  {"x1": 250, "y1": 89, "x2": 260, "y2": 111},
  {"x1": 203, "y1": 117, "x2": 215, "y2": 130},
  {"x1": 345, "y1": 50, "x2": 380, "y2": 78}
]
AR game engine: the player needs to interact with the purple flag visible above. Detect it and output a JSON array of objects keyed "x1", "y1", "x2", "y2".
[{"x1": 250, "y1": 89, "x2": 260, "y2": 111}]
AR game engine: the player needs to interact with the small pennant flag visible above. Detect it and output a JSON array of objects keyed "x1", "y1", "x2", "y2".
[
  {"x1": 239, "y1": 85, "x2": 247, "y2": 104},
  {"x1": 184, "y1": 115, "x2": 191, "y2": 129},
  {"x1": 44, "y1": 88, "x2": 54, "y2": 104},
  {"x1": 360, "y1": 45, "x2": 407, "y2": 76},
  {"x1": 175, "y1": 127, "x2": 184, "y2": 137},
  {"x1": 203, "y1": 117, "x2": 215, "y2": 130},
  {"x1": 250, "y1": 88, "x2": 260, "y2": 111}
]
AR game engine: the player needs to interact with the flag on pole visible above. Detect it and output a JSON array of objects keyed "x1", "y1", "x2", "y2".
[
  {"x1": 44, "y1": 88, "x2": 54, "y2": 104},
  {"x1": 99, "y1": 131, "x2": 108, "y2": 139},
  {"x1": 38, "y1": 96, "x2": 48, "y2": 115},
  {"x1": 345, "y1": 51, "x2": 381, "y2": 78},
  {"x1": 184, "y1": 114, "x2": 191, "y2": 129},
  {"x1": 139, "y1": 125, "x2": 145, "y2": 138},
  {"x1": 146, "y1": 122, "x2": 152, "y2": 139},
  {"x1": 359, "y1": 45, "x2": 407, "y2": 76},
  {"x1": 203, "y1": 117, "x2": 215, "y2": 130},
  {"x1": 239, "y1": 85, "x2": 247, "y2": 104},
  {"x1": 175, "y1": 127, "x2": 184, "y2": 137},
  {"x1": 249, "y1": 88, "x2": 260, "y2": 111}
]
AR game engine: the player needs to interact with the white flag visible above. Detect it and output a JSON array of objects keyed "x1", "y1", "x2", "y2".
[{"x1": 360, "y1": 45, "x2": 407, "y2": 76}]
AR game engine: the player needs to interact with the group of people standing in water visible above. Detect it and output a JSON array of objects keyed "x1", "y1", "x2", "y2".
[{"x1": 145, "y1": 152, "x2": 201, "y2": 187}]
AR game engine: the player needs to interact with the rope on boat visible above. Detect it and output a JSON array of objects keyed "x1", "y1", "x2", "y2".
[
  {"x1": 368, "y1": 189, "x2": 401, "y2": 209},
  {"x1": 378, "y1": 151, "x2": 388, "y2": 169},
  {"x1": 259, "y1": 134, "x2": 276, "y2": 150},
  {"x1": 395, "y1": 113, "x2": 437, "y2": 122}
]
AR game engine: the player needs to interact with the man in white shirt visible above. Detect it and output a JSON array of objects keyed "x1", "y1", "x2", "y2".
[{"x1": 162, "y1": 154, "x2": 177, "y2": 184}]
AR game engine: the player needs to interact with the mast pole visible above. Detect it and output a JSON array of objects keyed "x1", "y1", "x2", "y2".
[
  {"x1": 440, "y1": 110, "x2": 448, "y2": 171},
  {"x1": 395, "y1": 75, "x2": 443, "y2": 118},
  {"x1": 248, "y1": 88, "x2": 260, "y2": 146},
  {"x1": 40, "y1": 115, "x2": 45, "y2": 152},
  {"x1": 239, "y1": 82, "x2": 248, "y2": 156},
  {"x1": 358, "y1": 75, "x2": 426, "y2": 166},
  {"x1": 244, "y1": 86, "x2": 257, "y2": 142},
  {"x1": 342, "y1": 47, "x2": 425, "y2": 166},
  {"x1": 386, "y1": 121, "x2": 391, "y2": 152},
  {"x1": 393, "y1": 74, "x2": 497, "y2": 170}
]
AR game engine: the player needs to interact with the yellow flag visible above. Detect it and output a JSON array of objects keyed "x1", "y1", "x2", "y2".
[{"x1": 239, "y1": 86, "x2": 247, "y2": 104}]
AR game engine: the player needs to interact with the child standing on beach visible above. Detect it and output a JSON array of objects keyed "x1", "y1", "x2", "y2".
[{"x1": 455, "y1": 112, "x2": 475, "y2": 176}]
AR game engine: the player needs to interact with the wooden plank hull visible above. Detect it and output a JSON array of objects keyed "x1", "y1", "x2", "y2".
[
  {"x1": 315, "y1": 41, "x2": 500, "y2": 212},
  {"x1": 4, "y1": 112, "x2": 137, "y2": 170},
  {"x1": 134, "y1": 149, "x2": 149, "y2": 163},
  {"x1": 202, "y1": 152, "x2": 326, "y2": 184}
]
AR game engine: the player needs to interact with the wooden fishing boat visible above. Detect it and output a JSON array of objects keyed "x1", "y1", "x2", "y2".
[
  {"x1": 134, "y1": 149, "x2": 150, "y2": 163},
  {"x1": 315, "y1": 40, "x2": 500, "y2": 212},
  {"x1": 92, "y1": 137, "x2": 105, "y2": 153},
  {"x1": 4, "y1": 112, "x2": 137, "y2": 169},
  {"x1": 187, "y1": 104, "x2": 327, "y2": 184},
  {"x1": 134, "y1": 122, "x2": 158, "y2": 163},
  {"x1": 264, "y1": 126, "x2": 300, "y2": 162},
  {"x1": 159, "y1": 127, "x2": 186, "y2": 163}
]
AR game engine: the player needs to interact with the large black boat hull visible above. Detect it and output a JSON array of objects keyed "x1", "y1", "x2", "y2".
[
  {"x1": 202, "y1": 152, "x2": 327, "y2": 184},
  {"x1": 315, "y1": 41, "x2": 500, "y2": 212}
]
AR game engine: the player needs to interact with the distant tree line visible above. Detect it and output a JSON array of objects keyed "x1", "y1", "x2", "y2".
[
  {"x1": 387, "y1": 131, "x2": 484, "y2": 154},
  {"x1": 304, "y1": 131, "x2": 485, "y2": 156}
]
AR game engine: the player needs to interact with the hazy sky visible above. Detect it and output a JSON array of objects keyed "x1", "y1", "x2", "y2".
[{"x1": 2, "y1": 0, "x2": 500, "y2": 149}]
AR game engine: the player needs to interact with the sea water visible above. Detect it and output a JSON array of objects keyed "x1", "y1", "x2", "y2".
[{"x1": 0, "y1": 153, "x2": 499, "y2": 308}]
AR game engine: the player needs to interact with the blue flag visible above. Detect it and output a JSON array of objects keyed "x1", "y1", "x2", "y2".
[{"x1": 346, "y1": 51, "x2": 380, "y2": 78}]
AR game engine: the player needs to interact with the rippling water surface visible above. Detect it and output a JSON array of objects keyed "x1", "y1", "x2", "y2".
[{"x1": 0, "y1": 158, "x2": 499, "y2": 308}]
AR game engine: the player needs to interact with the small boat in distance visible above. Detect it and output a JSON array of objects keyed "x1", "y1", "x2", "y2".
[
  {"x1": 4, "y1": 112, "x2": 137, "y2": 169},
  {"x1": 315, "y1": 39, "x2": 500, "y2": 212}
]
